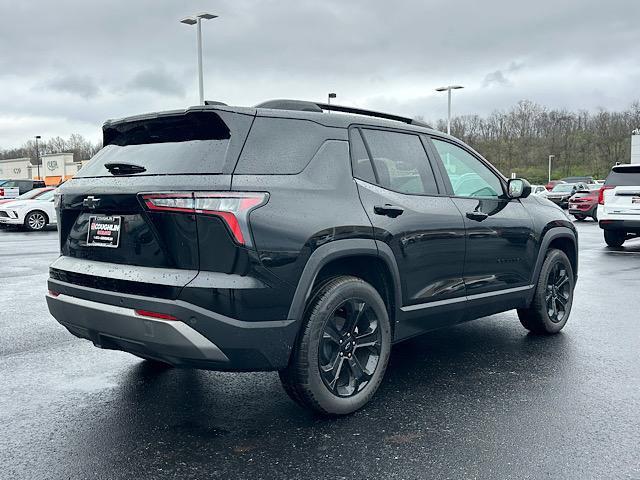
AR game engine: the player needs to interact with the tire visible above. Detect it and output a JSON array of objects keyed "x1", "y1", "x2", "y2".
[
  {"x1": 517, "y1": 249, "x2": 574, "y2": 335},
  {"x1": 591, "y1": 210, "x2": 598, "y2": 222},
  {"x1": 573, "y1": 214, "x2": 586, "y2": 221},
  {"x1": 604, "y1": 230, "x2": 625, "y2": 247},
  {"x1": 279, "y1": 275, "x2": 392, "y2": 415},
  {"x1": 24, "y1": 210, "x2": 48, "y2": 231}
]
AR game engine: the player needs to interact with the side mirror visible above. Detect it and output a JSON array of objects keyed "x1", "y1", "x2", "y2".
[{"x1": 507, "y1": 178, "x2": 531, "y2": 199}]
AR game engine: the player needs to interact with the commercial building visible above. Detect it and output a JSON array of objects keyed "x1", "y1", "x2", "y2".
[
  {"x1": 0, "y1": 153, "x2": 85, "y2": 185},
  {"x1": 632, "y1": 129, "x2": 640, "y2": 164}
]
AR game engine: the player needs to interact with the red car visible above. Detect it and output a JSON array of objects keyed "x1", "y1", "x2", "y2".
[
  {"x1": 0, "y1": 187, "x2": 54, "y2": 206},
  {"x1": 568, "y1": 184, "x2": 601, "y2": 221},
  {"x1": 545, "y1": 180, "x2": 566, "y2": 191}
]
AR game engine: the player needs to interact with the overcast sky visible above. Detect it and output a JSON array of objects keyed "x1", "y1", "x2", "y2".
[{"x1": 1, "y1": 0, "x2": 639, "y2": 148}]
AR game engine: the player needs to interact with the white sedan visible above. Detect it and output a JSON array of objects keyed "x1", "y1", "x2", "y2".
[{"x1": 0, "y1": 189, "x2": 57, "y2": 231}]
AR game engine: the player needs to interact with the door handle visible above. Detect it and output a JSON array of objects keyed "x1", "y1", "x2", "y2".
[
  {"x1": 374, "y1": 204, "x2": 404, "y2": 218},
  {"x1": 466, "y1": 211, "x2": 488, "y2": 221}
]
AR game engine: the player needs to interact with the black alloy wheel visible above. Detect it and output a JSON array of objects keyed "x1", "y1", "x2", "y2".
[
  {"x1": 318, "y1": 298, "x2": 382, "y2": 397},
  {"x1": 279, "y1": 276, "x2": 391, "y2": 415},
  {"x1": 545, "y1": 262, "x2": 571, "y2": 323},
  {"x1": 517, "y1": 248, "x2": 574, "y2": 334}
]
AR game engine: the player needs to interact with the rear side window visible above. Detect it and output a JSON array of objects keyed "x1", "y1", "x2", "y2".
[
  {"x1": 361, "y1": 129, "x2": 438, "y2": 195},
  {"x1": 77, "y1": 111, "x2": 253, "y2": 177},
  {"x1": 606, "y1": 166, "x2": 640, "y2": 186},
  {"x1": 350, "y1": 130, "x2": 376, "y2": 184},
  {"x1": 236, "y1": 117, "x2": 336, "y2": 174}
]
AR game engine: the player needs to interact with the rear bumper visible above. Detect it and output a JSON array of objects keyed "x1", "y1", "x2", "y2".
[
  {"x1": 47, "y1": 278, "x2": 299, "y2": 371},
  {"x1": 47, "y1": 292, "x2": 230, "y2": 364},
  {"x1": 598, "y1": 219, "x2": 640, "y2": 233},
  {"x1": 568, "y1": 204, "x2": 596, "y2": 216}
]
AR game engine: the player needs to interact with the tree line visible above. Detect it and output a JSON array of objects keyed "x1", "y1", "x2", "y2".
[
  {"x1": 2, "y1": 100, "x2": 639, "y2": 183},
  {"x1": 0, "y1": 134, "x2": 102, "y2": 164},
  {"x1": 426, "y1": 100, "x2": 640, "y2": 183}
]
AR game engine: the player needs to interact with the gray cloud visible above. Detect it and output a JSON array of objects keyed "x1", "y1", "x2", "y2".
[
  {"x1": 1, "y1": 0, "x2": 639, "y2": 147},
  {"x1": 483, "y1": 70, "x2": 510, "y2": 87},
  {"x1": 126, "y1": 67, "x2": 185, "y2": 96},
  {"x1": 483, "y1": 62, "x2": 524, "y2": 88},
  {"x1": 43, "y1": 74, "x2": 100, "y2": 99}
]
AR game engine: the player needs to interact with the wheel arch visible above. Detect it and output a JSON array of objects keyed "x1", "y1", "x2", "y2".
[
  {"x1": 528, "y1": 226, "x2": 578, "y2": 302},
  {"x1": 287, "y1": 239, "x2": 402, "y2": 336},
  {"x1": 25, "y1": 209, "x2": 49, "y2": 226}
]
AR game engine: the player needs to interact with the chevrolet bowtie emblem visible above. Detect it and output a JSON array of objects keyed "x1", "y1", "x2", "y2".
[{"x1": 83, "y1": 196, "x2": 101, "y2": 209}]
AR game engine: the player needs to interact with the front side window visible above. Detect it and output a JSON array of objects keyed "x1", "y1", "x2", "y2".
[
  {"x1": 432, "y1": 139, "x2": 503, "y2": 198},
  {"x1": 361, "y1": 129, "x2": 438, "y2": 195}
]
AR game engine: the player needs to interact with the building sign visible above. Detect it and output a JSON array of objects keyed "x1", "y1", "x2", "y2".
[{"x1": 47, "y1": 160, "x2": 59, "y2": 171}]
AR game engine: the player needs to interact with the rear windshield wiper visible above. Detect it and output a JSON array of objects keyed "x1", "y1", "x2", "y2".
[{"x1": 104, "y1": 162, "x2": 147, "y2": 175}]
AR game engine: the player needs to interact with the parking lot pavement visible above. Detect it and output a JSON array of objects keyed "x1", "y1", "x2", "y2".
[{"x1": 1, "y1": 221, "x2": 639, "y2": 480}]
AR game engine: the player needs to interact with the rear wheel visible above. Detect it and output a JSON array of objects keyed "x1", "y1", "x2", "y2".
[
  {"x1": 517, "y1": 249, "x2": 574, "y2": 334},
  {"x1": 573, "y1": 214, "x2": 586, "y2": 221},
  {"x1": 24, "y1": 211, "x2": 48, "y2": 231},
  {"x1": 604, "y1": 230, "x2": 625, "y2": 247},
  {"x1": 591, "y1": 209, "x2": 598, "y2": 222},
  {"x1": 279, "y1": 276, "x2": 391, "y2": 415}
]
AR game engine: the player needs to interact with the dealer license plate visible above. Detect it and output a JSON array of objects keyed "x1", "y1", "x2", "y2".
[{"x1": 87, "y1": 216, "x2": 122, "y2": 248}]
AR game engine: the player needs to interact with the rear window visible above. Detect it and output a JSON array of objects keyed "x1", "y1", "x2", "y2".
[
  {"x1": 77, "y1": 111, "x2": 253, "y2": 177},
  {"x1": 605, "y1": 166, "x2": 640, "y2": 186}
]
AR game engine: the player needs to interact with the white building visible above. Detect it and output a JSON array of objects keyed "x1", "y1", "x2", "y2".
[
  {"x1": 0, "y1": 158, "x2": 33, "y2": 180},
  {"x1": 632, "y1": 129, "x2": 640, "y2": 164},
  {"x1": 0, "y1": 153, "x2": 85, "y2": 185}
]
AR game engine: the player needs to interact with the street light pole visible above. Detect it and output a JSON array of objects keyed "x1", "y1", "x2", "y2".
[
  {"x1": 196, "y1": 17, "x2": 204, "y2": 105},
  {"x1": 548, "y1": 154, "x2": 555, "y2": 183},
  {"x1": 435, "y1": 85, "x2": 464, "y2": 135},
  {"x1": 181, "y1": 13, "x2": 218, "y2": 106},
  {"x1": 327, "y1": 92, "x2": 336, "y2": 113},
  {"x1": 35, "y1": 135, "x2": 41, "y2": 180}
]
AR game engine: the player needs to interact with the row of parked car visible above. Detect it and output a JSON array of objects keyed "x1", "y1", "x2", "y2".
[
  {"x1": 530, "y1": 176, "x2": 602, "y2": 221},
  {"x1": 531, "y1": 169, "x2": 640, "y2": 246},
  {"x1": 0, "y1": 180, "x2": 57, "y2": 231}
]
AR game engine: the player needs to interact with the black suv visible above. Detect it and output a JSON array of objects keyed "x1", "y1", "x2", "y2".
[{"x1": 47, "y1": 100, "x2": 578, "y2": 415}]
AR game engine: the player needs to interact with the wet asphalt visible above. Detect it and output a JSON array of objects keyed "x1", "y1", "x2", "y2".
[{"x1": 0, "y1": 220, "x2": 638, "y2": 480}]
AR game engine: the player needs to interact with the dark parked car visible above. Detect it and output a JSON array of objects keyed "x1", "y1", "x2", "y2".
[
  {"x1": 544, "y1": 182, "x2": 588, "y2": 208},
  {"x1": 46, "y1": 100, "x2": 579, "y2": 415},
  {"x1": 545, "y1": 179, "x2": 566, "y2": 191},
  {"x1": 568, "y1": 184, "x2": 601, "y2": 221},
  {"x1": 561, "y1": 176, "x2": 595, "y2": 184},
  {"x1": 0, "y1": 179, "x2": 46, "y2": 195}
]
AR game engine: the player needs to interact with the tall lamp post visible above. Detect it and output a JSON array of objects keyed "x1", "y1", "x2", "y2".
[
  {"x1": 180, "y1": 12, "x2": 218, "y2": 106},
  {"x1": 435, "y1": 85, "x2": 464, "y2": 135},
  {"x1": 548, "y1": 154, "x2": 555, "y2": 183},
  {"x1": 34, "y1": 135, "x2": 42, "y2": 180}
]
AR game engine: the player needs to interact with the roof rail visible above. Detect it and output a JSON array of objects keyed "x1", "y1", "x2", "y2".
[
  {"x1": 316, "y1": 102, "x2": 431, "y2": 128},
  {"x1": 204, "y1": 100, "x2": 228, "y2": 106},
  {"x1": 254, "y1": 99, "x2": 431, "y2": 128}
]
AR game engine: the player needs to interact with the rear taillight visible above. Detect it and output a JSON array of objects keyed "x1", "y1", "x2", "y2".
[
  {"x1": 143, "y1": 193, "x2": 195, "y2": 213},
  {"x1": 598, "y1": 185, "x2": 614, "y2": 205},
  {"x1": 140, "y1": 192, "x2": 268, "y2": 246}
]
